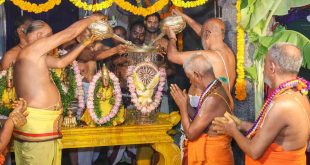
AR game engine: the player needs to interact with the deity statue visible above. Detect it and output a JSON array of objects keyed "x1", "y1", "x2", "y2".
[
  {"x1": 1, "y1": 64, "x2": 17, "y2": 109},
  {"x1": 62, "y1": 108, "x2": 77, "y2": 128},
  {"x1": 81, "y1": 64, "x2": 125, "y2": 126}
]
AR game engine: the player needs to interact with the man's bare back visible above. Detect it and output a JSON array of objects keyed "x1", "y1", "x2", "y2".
[{"x1": 166, "y1": 18, "x2": 236, "y2": 104}]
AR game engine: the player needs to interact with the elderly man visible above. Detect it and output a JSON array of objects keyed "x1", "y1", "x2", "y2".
[
  {"x1": 167, "y1": 10, "x2": 235, "y2": 108},
  {"x1": 170, "y1": 54, "x2": 234, "y2": 165},
  {"x1": 13, "y1": 14, "x2": 104, "y2": 165},
  {"x1": 213, "y1": 43, "x2": 310, "y2": 164}
]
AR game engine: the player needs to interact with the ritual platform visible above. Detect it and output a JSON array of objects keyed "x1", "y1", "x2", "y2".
[{"x1": 61, "y1": 114, "x2": 181, "y2": 165}]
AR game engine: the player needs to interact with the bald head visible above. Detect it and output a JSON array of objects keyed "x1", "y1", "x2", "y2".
[
  {"x1": 183, "y1": 54, "x2": 214, "y2": 77},
  {"x1": 268, "y1": 43, "x2": 302, "y2": 74},
  {"x1": 203, "y1": 18, "x2": 225, "y2": 36}
]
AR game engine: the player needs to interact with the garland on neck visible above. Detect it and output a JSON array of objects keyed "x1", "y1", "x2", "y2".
[
  {"x1": 246, "y1": 77, "x2": 310, "y2": 138},
  {"x1": 192, "y1": 79, "x2": 221, "y2": 119}
]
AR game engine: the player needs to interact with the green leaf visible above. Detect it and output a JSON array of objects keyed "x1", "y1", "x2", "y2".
[{"x1": 245, "y1": 65, "x2": 258, "y2": 81}]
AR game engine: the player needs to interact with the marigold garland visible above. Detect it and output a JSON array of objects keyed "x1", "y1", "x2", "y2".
[
  {"x1": 69, "y1": 0, "x2": 113, "y2": 12},
  {"x1": 0, "y1": 0, "x2": 4, "y2": 5},
  {"x1": 114, "y1": 0, "x2": 169, "y2": 17},
  {"x1": 171, "y1": 0, "x2": 207, "y2": 8},
  {"x1": 235, "y1": 0, "x2": 247, "y2": 100},
  {"x1": 11, "y1": 0, "x2": 60, "y2": 14}
]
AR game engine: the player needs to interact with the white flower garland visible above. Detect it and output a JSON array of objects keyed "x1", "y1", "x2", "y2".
[
  {"x1": 87, "y1": 71, "x2": 122, "y2": 125},
  {"x1": 72, "y1": 61, "x2": 85, "y2": 118},
  {"x1": 127, "y1": 66, "x2": 166, "y2": 114}
]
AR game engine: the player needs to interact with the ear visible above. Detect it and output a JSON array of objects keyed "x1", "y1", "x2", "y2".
[
  {"x1": 271, "y1": 62, "x2": 276, "y2": 73},
  {"x1": 193, "y1": 71, "x2": 201, "y2": 81},
  {"x1": 36, "y1": 32, "x2": 42, "y2": 39}
]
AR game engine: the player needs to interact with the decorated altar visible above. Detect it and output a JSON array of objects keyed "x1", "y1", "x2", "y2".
[{"x1": 61, "y1": 112, "x2": 181, "y2": 164}]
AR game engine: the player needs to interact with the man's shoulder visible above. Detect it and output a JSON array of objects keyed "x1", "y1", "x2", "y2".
[
  {"x1": 5, "y1": 46, "x2": 21, "y2": 55},
  {"x1": 270, "y1": 93, "x2": 301, "y2": 116}
]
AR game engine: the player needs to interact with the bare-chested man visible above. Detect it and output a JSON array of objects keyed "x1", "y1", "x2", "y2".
[
  {"x1": 167, "y1": 10, "x2": 235, "y2": 108},
  {"x1": 12, "y1": 14, "x2": 105, "y2": 165},
  {"x1": 1, "y1": 16, "x2": 33, "y2": 70},
  {"x1": 144, "y1": 13, "x2": 168, "y2": 49},
  {"x1": 170, "y1": 54, "x2": 233, "y2": 164},
  {"x1": 213, "y1": 43, "x2": 310, "y2": 164}
]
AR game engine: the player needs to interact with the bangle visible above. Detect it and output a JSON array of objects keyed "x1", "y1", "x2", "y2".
[{"x1": 169, "y1": 38, "x2": 177, "y2": 41}]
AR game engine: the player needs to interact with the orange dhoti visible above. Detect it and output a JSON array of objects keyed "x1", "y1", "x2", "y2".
[
  {"x1": 246, "y1": 143, "x2": 306, "y2": 165},
  {"x1": 183, "y1": 134, "x2": 234, "y2": 165}
]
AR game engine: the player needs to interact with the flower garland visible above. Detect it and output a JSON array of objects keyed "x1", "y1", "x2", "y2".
[
  {"x1": 0, "y1": 0, "x2": 4, "y2": 5},
  {"x1": 127, "y1": 66, "x2": 166, "y2": 114},
  {"x1": 246, "y1": 78, "x2": 310, "y2": 138},
  {"x1": 11, "y1": 0, "x2": 60, "y2": 14},
  {"x1": 69, "y1": 0, "x2": 113, "y2": 12},
  {"x1": 87, "y1": 71, "x2": 122, "y2": 125},
  {"x1": 171, "y1": 0, "x2": 208, "y2": 8},
  {"x1": 192, "y1": 79, "x2": 221, "y2": 119},
  {"x1": 51, "y1": 67, "x2": 77, "y2": 116},
  {"x1": 0, "y1": 71, "x2": 10, "y2": 119},
  {"x1": 114, "y1": 0, "x2": 169, "y2": 17},
  {"x1": 235, "y1": 0, "x2": 247, "y2": 100},
  {"x1": 72, "y1": 61, "x2": 84, "y2": 118}
]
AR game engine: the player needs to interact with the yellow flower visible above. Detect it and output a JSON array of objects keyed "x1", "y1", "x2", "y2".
[
  {"x1": 11, "y1": 0, "x2": 59, "y2": 13},
  {"x1": 235, "y1": 0, "x2": 247, "y2": 101},
  {"x1": 114, "y1": 0, "x2": 169, "y2": 17},
  {"x1": 69, "y1": 0, "x2": 112, "y2": 11},
  {"x1": 0, "y1": 0, "x2": 5, "y2": 5},
  {"x1": 171, "y1": 0, "x2": 207, "y2": 8}
]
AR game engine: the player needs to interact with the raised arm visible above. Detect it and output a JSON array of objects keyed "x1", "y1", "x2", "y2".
[
  {"x1": 166, "y1": 27, "x2": 212, "y2": 65},
  {"x1": 172, "y1": 9, "x2": 202, "y2": 36},
  {"x1": 25, "y1": 14, "x2": 105, "y2": 57},
  {"x1": 46, "y1": 37, "x2": 95, "y2": 69},
  {"x1": 94, "y1": 44, "x2": 127, "y2": 61}
]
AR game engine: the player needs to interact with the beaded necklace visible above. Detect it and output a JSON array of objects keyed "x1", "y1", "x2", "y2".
[
  {"x1": 246, "y1": 77, "x2": 310, "y2": 138},
  {"x1": 192, "y1": 79, "x2": 221, "y2": 119}
]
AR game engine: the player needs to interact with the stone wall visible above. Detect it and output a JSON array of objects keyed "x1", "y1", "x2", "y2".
[{"x1": 219, "y1": 0, "x2": 256, "y2": 165}]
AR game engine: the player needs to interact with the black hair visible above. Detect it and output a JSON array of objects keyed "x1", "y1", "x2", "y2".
[
  {"x1": 14, "y1": 15, "x2": 33, "y2": 30},
  {"x1": 145, "y1": 13, "x2": 161, "y2": 22},
  {"x1": 113, "y1": 26, "x2": 127, "y2": 35},
  {"x1": 129, "y1": 21, "x2": 145, "y2": 32}
]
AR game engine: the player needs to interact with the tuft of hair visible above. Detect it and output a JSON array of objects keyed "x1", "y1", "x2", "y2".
[{"x1": 25, "y1": 20, "x2": 46, "y2": 35}]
